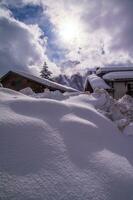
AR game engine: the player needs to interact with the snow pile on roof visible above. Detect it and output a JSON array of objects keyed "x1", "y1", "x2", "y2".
[
  {"x1": 87, "y1": 74, "x2": 111, "y2": 89},
  {"x1": 1, "y1": 88, "x2": 133, "y2": 199},
  {"x1": 96, "y1": 66, "x2": 133, "y2": 75},
  {"x1": 103, "y1": 71, "x2": 133, "y2": 80},
  {"x1": 12, "y1": 70, "x2": 78, "y2": 92}
]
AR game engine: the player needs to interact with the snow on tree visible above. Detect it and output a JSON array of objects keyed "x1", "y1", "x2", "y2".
[{"x1": 40, "y1": 62, "x2": 52, "y2": 79}]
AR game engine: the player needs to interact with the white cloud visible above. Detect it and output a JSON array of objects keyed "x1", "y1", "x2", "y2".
[
  {"x1": 40, "y1": 0, "x2": 133, "y2": 71},
  {"x1": 1, "y1": 0, "x2": 133, "y2": 75},
  {"x1": 0, "y1": 6, "x2": 60, "y2": 76}
]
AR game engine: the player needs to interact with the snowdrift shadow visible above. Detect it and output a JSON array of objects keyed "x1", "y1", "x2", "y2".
[
  {"x1": 10, "y1": 99, "x2": 71, "y2": 122},
  {"x1": 60, "y1": 106, "x2": 133, "y2": 170}
]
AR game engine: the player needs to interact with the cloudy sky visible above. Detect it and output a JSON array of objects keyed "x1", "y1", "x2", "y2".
[{"x1": 0, "y1": 0, "x2": 133, "y2": 76}]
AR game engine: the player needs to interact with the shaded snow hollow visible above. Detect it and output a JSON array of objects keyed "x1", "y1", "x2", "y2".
[{"x1": 0, "y1": 88, "x2": 133, "y2": 200}]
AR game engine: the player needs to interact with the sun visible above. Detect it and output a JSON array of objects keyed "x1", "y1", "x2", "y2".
[
  {"x1": 60, "y1": 20, "x2": 78, "y2": 41},
  {"x1": 58, "y1": 17, "x2": 83, "y2": 44}
]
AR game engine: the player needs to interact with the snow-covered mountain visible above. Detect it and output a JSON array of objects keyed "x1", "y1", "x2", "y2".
[
  {"x1": 54, "y1": 73, "x2": 85, "y2": 91},
  {"x1": 54, "y1": 69, "x2": 96, "y2": 91}
]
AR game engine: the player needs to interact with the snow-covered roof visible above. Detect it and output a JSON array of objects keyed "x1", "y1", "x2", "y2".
[
  {"x1": 96, "y1": 67, "x2": 133, "y2": 75},
  {"x1": 4, "y1": 70, "x2": 78, "y2": 92},
  {"x1": 103, "y1": 71, "x2": 133, "y2": 81},
  {"x1": 87, "y1": 74, "x2": 111, "y2": 90}
]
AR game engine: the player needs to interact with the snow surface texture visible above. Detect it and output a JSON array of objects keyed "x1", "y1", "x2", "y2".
[{"x1": 0, "y1": 88, "x2": 133, "y2": 200}]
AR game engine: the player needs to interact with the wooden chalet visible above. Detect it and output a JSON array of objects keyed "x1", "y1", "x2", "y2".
[
  {"x1": 85, "y1": 67, "x2": 133, "y2": 99},
  {"x1": 0, "y1": 70, "x2": 77, "y2": 93}
]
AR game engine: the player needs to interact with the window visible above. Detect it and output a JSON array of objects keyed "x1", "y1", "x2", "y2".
[
  {"x1": 107, "y1": 81, "x2": 113, "y2": 89},
  {"x1": 127, "y1": 82, "x2": 133, "y2": 96}
]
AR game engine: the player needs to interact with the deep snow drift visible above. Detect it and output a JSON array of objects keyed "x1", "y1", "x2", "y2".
[
  {"x1": 0, "y1": 88, "x2": 133, "y2": 200},
  {"x1": 21, "y1": 87, "x2": 133, "y2": 134}
]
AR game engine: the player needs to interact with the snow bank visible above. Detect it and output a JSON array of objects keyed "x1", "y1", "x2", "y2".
[
  {"x1": 67, "y1": 89, "x2": 133, "y2": 133},
  {"x1": 20, "y1": 87, "x2": 133, "y2": 133},
  {"x1": 20, "y1": 87, "x2": 80, "y2": 100},
  {"x1": 0, "y1": 88, "x2": 133, "y2": 199},
  {"x1": 90, "y1": 90, "x2": 133, "y2": 132}
]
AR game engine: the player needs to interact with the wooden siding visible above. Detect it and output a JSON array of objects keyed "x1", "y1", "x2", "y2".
[
  {"x1": 107, "y1": 80, "x2": 133, "y2": 99},
  {"x1": 113, "y1": 82, "x2": 126, "y2": 99}
]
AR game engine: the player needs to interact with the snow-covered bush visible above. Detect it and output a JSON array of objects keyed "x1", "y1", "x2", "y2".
[
  {"x1": 20, "y1": 87, "x2": 34, "y2": 95},
  {"x1": 35, "y1": 90, "x2": 65, "y2": 100}
]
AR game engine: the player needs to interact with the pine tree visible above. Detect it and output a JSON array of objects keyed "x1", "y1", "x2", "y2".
[{"x1": 40, "y1": 62, "x2": 52, "y2": 79}]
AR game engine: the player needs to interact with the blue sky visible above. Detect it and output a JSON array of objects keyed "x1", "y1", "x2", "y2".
[
  {"x1": 10, "y1": 4, "x2": 67, "y2": 62},
  {"x1": 0, "y1": 0, "x2": 133, "y2": 76}
]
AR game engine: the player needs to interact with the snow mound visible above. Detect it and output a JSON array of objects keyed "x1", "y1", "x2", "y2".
[
  {"x1": 0, "y1": 88, "x2": 133, "y2": 199},
  {"x1": 20, "y1": 87, "x2": 133, "y2": 133},
  {"x1": 83, "y1": 89, "x2": 133, "y2": 133},
  {"x1": 20, "y1": 87, "x2": 34, "y2": 96},
  {"x1": 20, "y1": 87, "x2": 80, "y2": 100}
]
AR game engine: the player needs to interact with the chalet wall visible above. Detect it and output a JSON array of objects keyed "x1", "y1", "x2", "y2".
[
  {"x1": 109, "y1": 81, "x2": 133, "y2": 99},
  {"x1": 1, "y1": 73, "x2": 28, "y2": 91},
  {"x1": 113, "y1": 82, "x2": 126, "y2": 99}
]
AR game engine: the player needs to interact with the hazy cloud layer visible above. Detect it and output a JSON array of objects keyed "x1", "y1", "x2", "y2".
[{"x1": 82, "y1": 0, "x2": 133, "y2": 54}]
